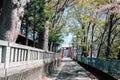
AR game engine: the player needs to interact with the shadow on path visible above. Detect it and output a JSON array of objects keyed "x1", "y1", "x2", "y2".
[{"x1": 55, "y1": 58, "x2": 91, "y2": 80}]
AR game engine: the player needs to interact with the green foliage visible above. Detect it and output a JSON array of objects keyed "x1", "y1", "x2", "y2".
[
  {"x1": 21, "y1": 0, "x2": 120, "y2": 57},
  {"x1": 49, "y1": 27, "x2": 64, "y2": 47},
  {"x1": 23, "y1": 0, "x2": 55, "y2": 31},
  {"x1": 66, "y1": 0, "x2": 120, "y2": 59}
]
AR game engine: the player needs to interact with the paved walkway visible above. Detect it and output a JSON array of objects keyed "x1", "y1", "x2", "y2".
[{"x1": 48, "y1": 57, "x2": 92, "y2": 80}]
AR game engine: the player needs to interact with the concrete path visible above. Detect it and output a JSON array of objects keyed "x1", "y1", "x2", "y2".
[{"x1": 48, "y1": 57, "x2": 92, "y2": 80}]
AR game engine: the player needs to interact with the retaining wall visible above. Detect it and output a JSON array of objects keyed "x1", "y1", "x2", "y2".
[{"x1": 0, "y1": 40, "x2": 61, "y2": 80}]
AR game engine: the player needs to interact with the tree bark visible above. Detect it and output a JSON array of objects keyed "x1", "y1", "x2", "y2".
[
  {"x1": 97, "y1": 43, "x2": 102, "y2": 58},
  {"x1": 106, "y1": 14, "x2": 114, "y2": 59},
  {"x1": 97, "y1": 27, "x2": 107, "y2": 58},
  {"x1": 118, "y1": 49, "x2": 120, "y2": 59},
  {"x1": 37, "y1": 30, "x2": 44, "y2": 49},
  {"x1": 49, "y1": 42, "x2": 53, "y2": 51},
  {"x1": 37, "y1": 26, "x2": 49, "y2": 51},
  {"x1": 43, "y1": 26, "x2": 49, "y2": 51},
  {"x1": 81, "y1": 25, "x2": 88, "y2": 57},
  {"x1": 0, "y1": 0, "x2": 28, "y2": 42},
  {"x1": 96, "y1": 17, "x2": 109, "y2": 58},
  {"x1": 90, "y1": 23, "x2": 95, "y2": 58}
]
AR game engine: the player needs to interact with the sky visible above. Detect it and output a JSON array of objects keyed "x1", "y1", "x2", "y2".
[
  {"x1": 61, "y1": 33, "x2": 73, "y2": 47},
  {"x1": 61, "y1": 8, "x2": 73, "y2": 47}
]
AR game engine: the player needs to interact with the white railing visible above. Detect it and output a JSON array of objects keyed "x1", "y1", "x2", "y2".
[
  {"x1": 9, "y1": 42, "x2": 44, "y2": 62},
  {"x1": 0, "y1": 40, "x2": 8, "y2": 69},
  {"x1": 0, "y1": 40, "x2": 61, "y2": 69}
]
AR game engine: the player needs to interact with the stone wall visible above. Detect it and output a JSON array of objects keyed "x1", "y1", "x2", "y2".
[
  {"x1": 0, "y1": 58, "x2": 61, "y2": 80},
  {"x1": 0, "y1": 40, "x2": 61, "y2": 80}
]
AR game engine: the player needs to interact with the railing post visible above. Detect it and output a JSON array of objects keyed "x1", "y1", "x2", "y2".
[
  {"x1": 24, "y1": 50, "x2": 27, "y2": 61},
  {"x1": 18, "y1": 49, "x2": 21, "y2": 61},
  {"x1": 37, "y1": 51, "x2": 39, "y2": 60},
  {"x1": 10, "y1": 48, "x2": 14, "y2": 62},
  {"x1": 27, "y1": 50, "x2": 31, "y2": 61},
  {"x1": 14, "y1": 48, "x2": 18, "y2": 62},
  {"x1": 4, "y1": 46, "x2": 10, "y2": 68},
  {"x1": 42, "y1": 52, "x2": 44, "y2": 59},
  {"x1": 21, "y1": 50, "x2": 24, "y2": 61},
  {"x1": 0, "y1": 46, "x2": 2, "y2": 63}
]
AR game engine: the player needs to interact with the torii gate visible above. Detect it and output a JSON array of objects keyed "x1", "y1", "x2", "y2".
[{"x1": 61, "y1": 46, "x2": 72, "y2": 59}]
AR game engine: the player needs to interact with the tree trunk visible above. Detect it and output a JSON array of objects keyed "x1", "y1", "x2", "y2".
[
  {"x1": 33, "y1": 13, "x2": 36, "y2": 47},
  {"x1": 37, "y1": 26, "x2": 49, "y2": 51},
  {"x1": 97, "y1": 43, "x2": 102, "y2": 58},
  {"x1": 81, "y1": 25, "x2": 88, "y2": 57},
  {"x1": 52, "y1": 44, "x2": 54, "y2": 52},
  {"x1": 106, "y1": 15, "x2": 114, "y2": 59},
  {"x1": 25, "y1": 17, "x2": 28, "y2": 46},
  {"x1": 118, "y1": 49, "x2": 120, "y2": 59},
  {"x1": 50, "y1": 42, "x2": 53, "y2": 51},
  {"x1": 97, "y1": 24, "x2": 108, "y2": 58},
  {"x1": 37, "y1": 30, "x2": 44, "y2": 49},
  {"x1": 0, "y1": 0, "x2": 27, "y2": 42},
  {"x1": 43, "y1": 26, "x2": 49, "y2": 51},
  {"x1": 33, "y1": 25, "x2": 36, "y2": 47},
  {"x1": 90, "y1": 23, "x2": 95, "y2": 58}
]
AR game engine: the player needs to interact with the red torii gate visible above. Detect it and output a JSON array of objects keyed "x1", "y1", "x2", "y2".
[{"x1": 61, "y1": 46, "x2": 72, "y2": 59}]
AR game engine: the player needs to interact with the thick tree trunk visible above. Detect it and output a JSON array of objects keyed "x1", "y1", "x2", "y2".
[
  {"x1": 0, "y1": 0, "x2": 27, "y2": 42},
  {"x1": 37, "y1": 26, "x2": 49, "y2": 51},
  {"x1": 44, "y1": 26, "x2": 49, "y2": 51},
  {"x1": 37, "y1": 30, "x2": 44, "y2": 49}
]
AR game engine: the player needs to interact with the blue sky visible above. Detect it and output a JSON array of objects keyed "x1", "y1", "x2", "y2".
[
  {"x1": 61, "y1": 8, "x2": 73, "y2": 47},
  {"x1": 61, "y1": 33, "x2": 73, "y2": 47}
]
